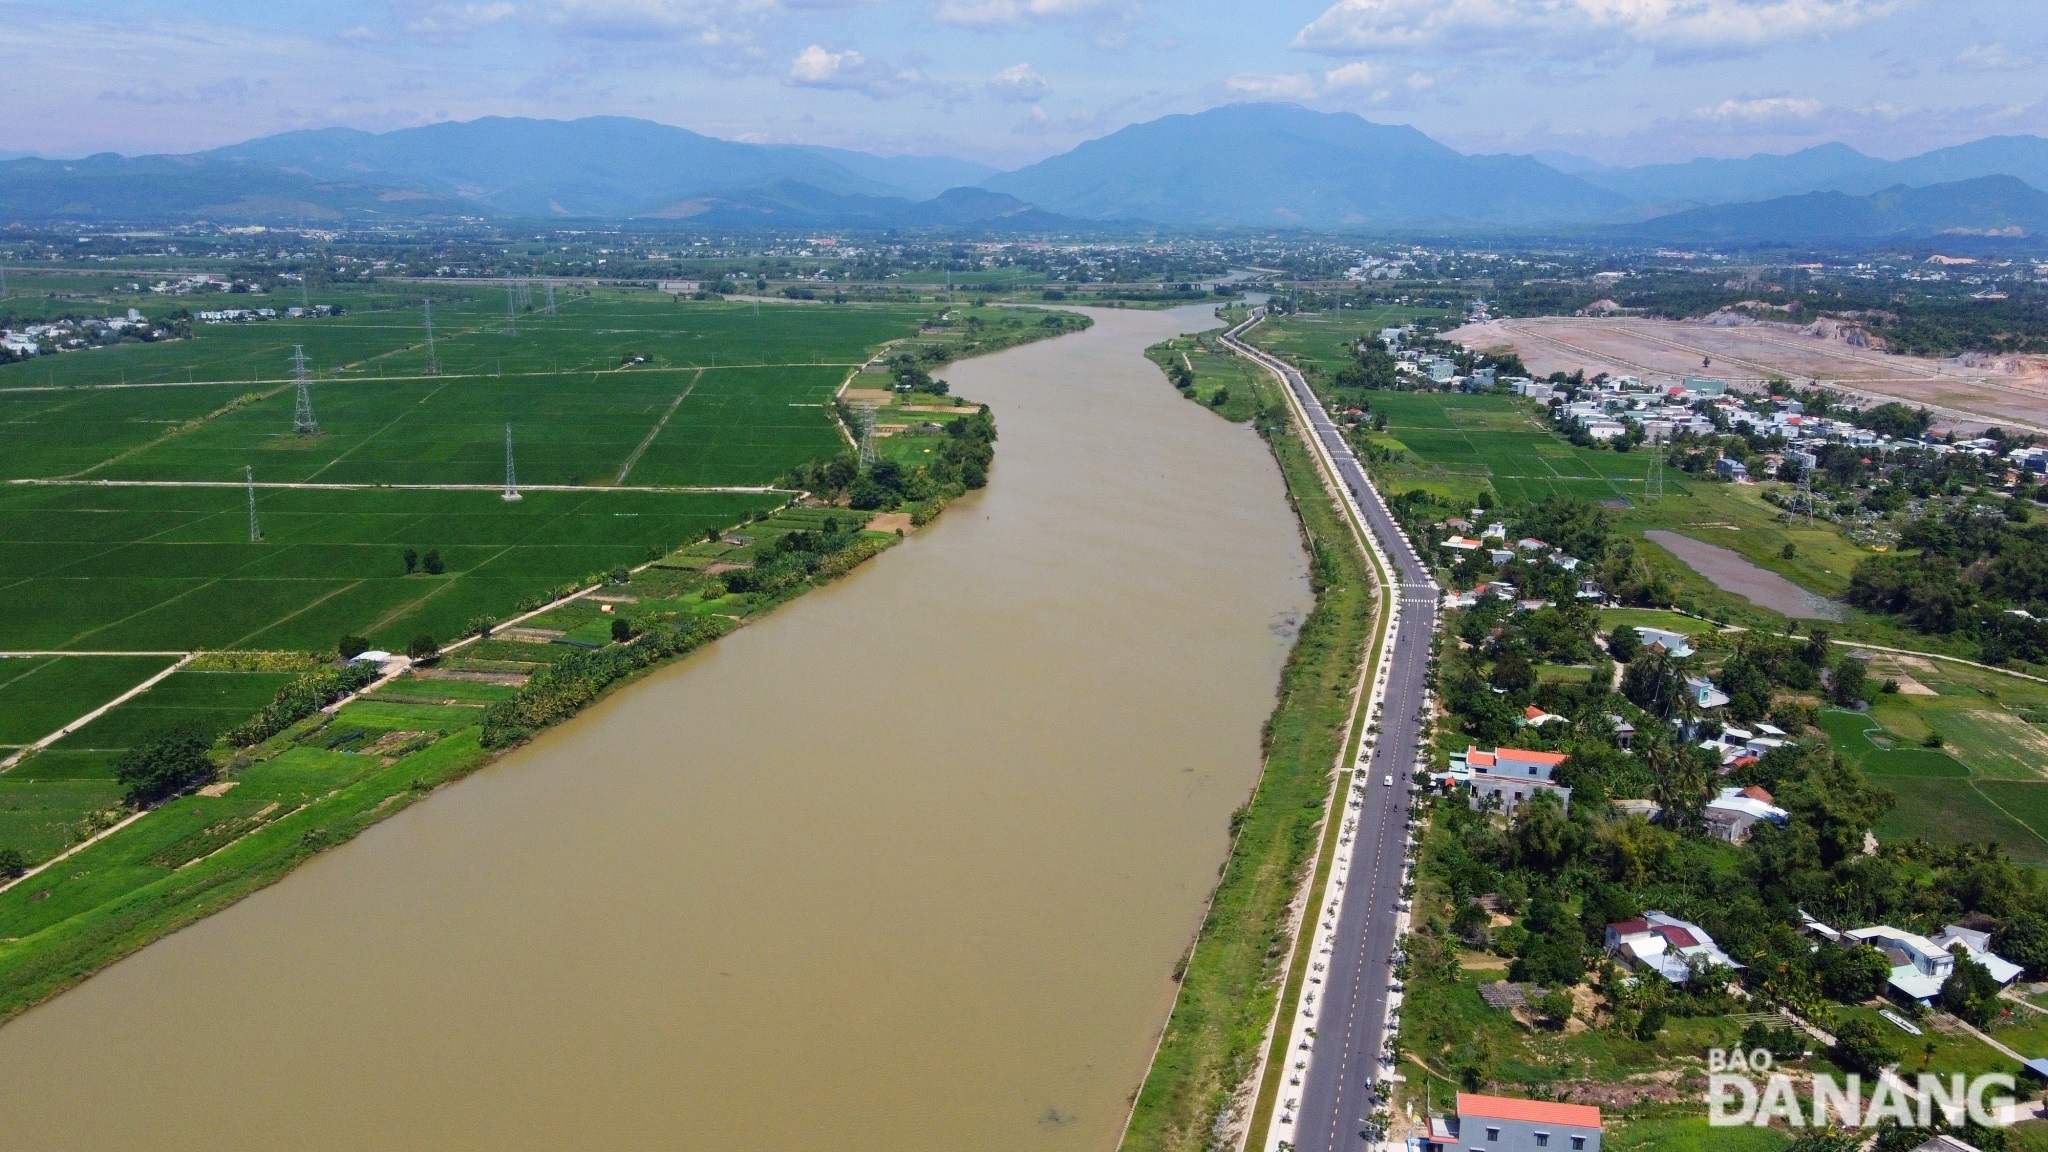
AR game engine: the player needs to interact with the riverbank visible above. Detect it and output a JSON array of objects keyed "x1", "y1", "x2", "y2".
[
  {"x1": 1118, "y1": 331, "x2": 1383, "y2": 1152},
  {"x1": 0, "y1": 303, "x2": 1315, "y2": 1152}
]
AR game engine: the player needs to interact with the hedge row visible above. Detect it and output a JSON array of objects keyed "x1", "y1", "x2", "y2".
[
  {"x1": 479, "y1": 617, "x2": 732, "y2": 748},
  {"x1": 223, "y1": 664, "x2": 378, "y2": 747}
]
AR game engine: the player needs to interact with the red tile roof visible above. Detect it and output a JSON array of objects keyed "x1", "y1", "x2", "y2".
[
  {"x1": 1654, "y1": 925, "x2": 1700, "y2": 948},
  {"x1": 1525, "y1": 705, "x2": 1548, "y2": 720},
  {"x1": 1459, "y1": 1093, "x2": 1602, "y2": 1128},
  {"x1": 1608, "y1": 918, "x2": 1649, "y2": 936},
  {"x1": 1497, "y1": 748, "x2": 1569, "y2": 767},
  {"x1": 1739, "y1": 785, "x2": 1774, "y2": 803}
]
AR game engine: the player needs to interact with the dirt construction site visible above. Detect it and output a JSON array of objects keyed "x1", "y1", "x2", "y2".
[{"x1": 1447, "y1": 315, "x2": 2048, "y2": 434}]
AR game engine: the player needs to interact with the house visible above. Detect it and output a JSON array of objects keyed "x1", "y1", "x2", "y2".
[
  {"x1": 1684, "y1": 675, "x2": 1731, "y2": 710},
  {"x1": 1931, "y1": 925, "x2": 2026, "y2": 986},
  {"x1": 1606, "y1": 714, "x2": 1636, "y2": 749},
  {"x1": 1576, "y1": 579, "x2": 1604, "y2": 601},
  {"x1": 1483, "y1": 522, "x2": 1508, "y2": 540},
  {"x1": 1522, "y1": 705, "x2": 1563, "y2": 727},
  {"x1": 1462, "y1": 746, "x2": 1573, "y2": 815},
  {"x1": 1445, "y1": 517, "x2": 1475, "y2": 532},
  {"x1": 1587, "y1": 420, "x2": 1627, "y2": 440},
  {"x1": 1424, "y1": 1093, "x2": 1601, "y2": 1152},
  {"x1": 1605, "y1": 911, "x2": 1739, "y2": 985},
  {"x1": 1490, "y1": 548, "x2": 1516, "y2": 564},
  {"x1": 1686, "y1": 376, "x2": 1728, "y2": 395},
  {"x1": 1844, "y1": 925, "x2": 1957, "y2": 1004},
  {"x1": 1515, "y1": 598, "x2": 1552, "y2": 613},
  {"x1": 1443, "y1": 535, "x2": 1483, "y2": 551},
  {"x1": 1715, "y1": 457, "x2": 1749, "y2": 481},
  {"x1": 1550, "y1": 553, "x2": 1581, "y2": 571},
  {"x1": 1704, "y1": 786, "x2": 1789, "y2": 843},
  {"x1": 1613, "y1": 798, "x2": 1660, "y2": 820},
  {"x1": 1516, "y1": 537, "x2": 1547, "y2": 552},
  {"x1": 1634, "y1": 626, "x2": 1694, "y2": 658}
]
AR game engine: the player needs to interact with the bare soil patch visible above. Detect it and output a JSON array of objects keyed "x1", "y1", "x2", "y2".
[
  {"x1": 841, "y1": 388, "x2": 896, "y2": 405},
  {"x1": 1644, "y1": 530, "x2": 1843, "y2": 620},
  {"x1": 866, "y1": 512, "x2": 914, "y2": 535}
]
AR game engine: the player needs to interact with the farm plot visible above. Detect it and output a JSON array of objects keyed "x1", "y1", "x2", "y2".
[
  {"x1": 0, "y1": 655, "x2": 181, "y2": 747},
  {"x1": 48, "y1": 670, "x2": 301, "y2": 751},
  {"x1": 1364, "y1": 392, "x2": 1648, "y2": 505},
  {"x1": 0, "y1": 484, "x2": 780, "y2": 652}
]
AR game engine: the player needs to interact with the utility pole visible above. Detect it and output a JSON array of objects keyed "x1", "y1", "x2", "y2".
[
  {"x1": 503, "y1": 422, "x2": 521, "y2": 501},
  {"x1": 290, "y1": 345, "x2": 318, "y2": 435},
  {"x1": 855, "y1": 403, "x2": 876, "y2": 468},
  {"x1": 504, "y1": 285, "x2": 518, "y2": 336},
  {"x1": 423, "y1": 299, "x2": 438, "y2": 375},
  {"x1": 246, "y1": 466, "x2": 262, "y2": 542}
]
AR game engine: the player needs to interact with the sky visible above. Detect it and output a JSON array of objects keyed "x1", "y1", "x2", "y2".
[{"x1": 0, "y1": 0, "x2": 2041, "y2": 169}]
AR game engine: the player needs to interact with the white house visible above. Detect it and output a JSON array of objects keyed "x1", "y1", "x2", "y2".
[
  {"x1": 1844, "y1": 925, "x2": 1957, "y2": 1004},
  {"x1": 1425, "y1": 1094, "x2": 1601, "y2": 1152},
  {"x1": 1461, "y1": 746, "x2": 1573, "y2": 815},
  {"x1": 1605, "y1": 911, "x2": 1739, "y2": 985},
  {"x1": 1931, "y1": 925, "x2": 2026, "y2": 987},
  {"x1": 1634, "y1": 626, "x2": 1694, "y2": 658},
  {"x1": 1704, "y1": 786, "x2": 1789, "y2": 843}
]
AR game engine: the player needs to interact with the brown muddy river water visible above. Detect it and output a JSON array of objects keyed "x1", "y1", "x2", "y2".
[{"x1": 0, "y1": 303, "x2": 1312, "y2": 1152}]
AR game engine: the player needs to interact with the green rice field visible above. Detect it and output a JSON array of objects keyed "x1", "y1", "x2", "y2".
[
  {"x1": 0, "y1": 655, "x2": 178, "y2": 747},
  {"x1": 0, "y1": 289, "x2": 949, "y2": 654}
]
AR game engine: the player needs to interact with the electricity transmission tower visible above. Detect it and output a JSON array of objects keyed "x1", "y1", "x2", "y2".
[
  {"x1": 855, "y1": 403, "x2": 877, "y2": 467},
  {"x1": 246, "y1": 466, "x2": 262, "y2": 542},
  {"x1": 544, "y1": 280, "x2": 556, "y2": 315},
  {"x1": 1795, "y1": 456, "x2": 1815, "y2": 525},
  {"x1": 502, "y1": 422, "x2": 522, "y2": 501},
  {"x1": 290, "y1": 345, "x2": 318, "y2": 435},
  {"x1": 504, "y1": 285, "x2": 518, "y2": 336},
  {"x1": 422, "y1": 299, "x2": 439, "y2": 375},
  {"x1": 515, "y1": 279, "x2": 532, "y2": 310},
  {"x1": 1645, "y1": 433, "x2": 1664, "y2": 503}
]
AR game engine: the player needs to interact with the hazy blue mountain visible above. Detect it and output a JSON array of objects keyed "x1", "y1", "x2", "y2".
[
  {"x1": 982, "y1": 103, "x2": 1630, "y2": 228},
  {"x1": 1885, "y1": 136, "x2": 2048, "y2": 194},
  {"x1": 202, "y1": 117, "x2": 912, "y2": 215},
  {"x1": 1531, "y1": 150, "x2": 1609, "y2": 175},
  {"x1": 1573, "y1": 143, "x2": 1891, "y2": 210},
  {"x1": 0, "y1": 153, "x2": 469, "y2": 222},
  {"x1": 644, "y1": 182, "x2": 1068, "y2": 231},
  {"x1": 793, "y1": 147, "x2": 1001, "y2": 200},
  {"x1": 1563, "y1": 137, "x2": 2048, "y2": 210},
  {"x1": 1610, "y1": 176, "x2": 2048, "y2": 244}
]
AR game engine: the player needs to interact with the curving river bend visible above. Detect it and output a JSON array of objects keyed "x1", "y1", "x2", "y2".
[{"x1": 0, "y1": 302, "x2": 1312, "y2": 1152}]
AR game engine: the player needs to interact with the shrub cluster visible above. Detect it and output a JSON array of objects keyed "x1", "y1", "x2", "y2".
[
  {"x1": 223, "y1": 663, "x2": 378, "y2": 747},
  {"x1": 480, "y1": 617, "x2": 730, "y2": 747}
]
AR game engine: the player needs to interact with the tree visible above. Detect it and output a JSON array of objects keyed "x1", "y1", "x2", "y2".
[
  {"x1": 0, "y1": 847, "x2": 24, "y2": 879},
  {"x1": 337, "y1": 634, "x2": 369, "y2": 660},
  {"x1": 610, "y1": 616, "x2": 634, "y2": 643},
  {"x1": 1606, "y1": 624, "x2": 1641, "y2": 664},
  {"x1": 403, "y1": 548, "x2": 419, "y2": 574},
  {"x1": 1818, "y1": 944, "x2": 1891, "y2": 1003},
  {"x1": 1939, "y1": 945, "x2": 2003, "y2": 1026},
  {"x1": 1490, "y1": 650, "x2": 1535, "y2": 694},
  {"x1": 1831, "y1": 1016, "x2": 1899, "y2": 1077},
  {"x1": 115, "y1": 723, "x2": 216, "y2": 807},
  {"x1": 1634, "y1": 1005, "x2": 1666, "y2": 1040},
  {"x1": 1535, "y1": 986, "x2": 1575, "y2": 1029},
  {"x1": 407, "y1": 634, "x2": 440, "y2": 662},
  {"x1": 421, "y1": 549, "x2": 445, "y2": 576},
  {"x1": 1996, "y1": 912, "x2": 2048, "y2": 978}
]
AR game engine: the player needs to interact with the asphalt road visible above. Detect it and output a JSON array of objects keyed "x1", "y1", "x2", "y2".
[{"x1": 1224, "y1": 313, "x2": 1438, "y2": 1152}]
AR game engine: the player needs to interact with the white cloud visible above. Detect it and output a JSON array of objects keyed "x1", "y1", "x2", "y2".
[
  {"x1": 545, "y1": 0, "x2": 875, "y2": 43},
  {"x1": 986, "y1": 62, "x2": 1050, "y2": 102},
  {"x1": 1293, "y1": 0, "x2": 1903, "y2": 59},
  {"x1": 1323, "y1": 60, "x2": 1378, "y2": 88},
  {"x1": 932, "y1": 0, "x2": 1123, "y2": 28},
  {"x1": 404, "y1": 2, "x2": 516, "y2": 42},
  {"x1": 1695, "y1": 95, "x2": 1824, "y2": 121},
  {"x1": 1947, "y1": 43, "x2": 2037, "y2": 72},
  {"x1": 786, "y1": 44, "x2": 928, "y2": 98},
  {"x1": 1224, "y1": 72, "x2": 1318, "y2": 99}
]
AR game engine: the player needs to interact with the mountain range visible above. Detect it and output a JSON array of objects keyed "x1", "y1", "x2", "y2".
[{"x1": 4, "y1": 105, "x2": 2047, "y2": 244}]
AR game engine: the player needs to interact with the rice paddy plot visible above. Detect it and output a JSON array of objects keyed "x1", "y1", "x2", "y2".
[
  {"x1": 0, "y1": 484, "x2": 781, "y2": 651},
  {"x1": 1365, "y1": 392, "x2": 1647, "y2": 504},
  {"x1": 49, "y1": 670, "x2": 302, "y2": 750},
  {"x1": 0, "y1": 655, "x2": 180, "y2": 746}
]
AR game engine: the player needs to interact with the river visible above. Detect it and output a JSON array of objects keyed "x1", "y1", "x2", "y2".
[{"x1": 0, "y1": 302, "x2": 1312, "y2": 1152}]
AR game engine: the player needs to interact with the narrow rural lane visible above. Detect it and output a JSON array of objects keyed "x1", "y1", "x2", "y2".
[{"x1": 1224, "y1": 312, "x2": 1438, "y2": 1152}]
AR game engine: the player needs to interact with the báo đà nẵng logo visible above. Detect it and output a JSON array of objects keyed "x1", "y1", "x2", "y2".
[{"x1": 1705, "y1": 1047, "x2": 2020, "y2": 1129}]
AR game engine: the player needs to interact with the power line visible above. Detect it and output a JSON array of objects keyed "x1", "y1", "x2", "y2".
[
  {"x1": 502, "y1": 422, "x2": 522, "y2": 502},
  {"x1": 544, "y1": 280, "x2": 556, "y2": 316},
  {"x1": 422, "y1": 299, "x2": 438, "y2": 375},
  {"x1": 504, "y1": 285, "x2": 519, "y2": 336},
  {"x1": 855, "y1": 403, "x2": 876, "y2": 468},
  {"x1": 246, "y1": 465, "x2": 262, "y2": 542},
  {"x1": 290, "y1": 345, "x2": 318, "y2": 435}
]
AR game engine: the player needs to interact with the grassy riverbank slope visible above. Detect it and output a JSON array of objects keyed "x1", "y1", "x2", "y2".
[{"x1": 1119, "y1": 333, "x2": 1377, "y2": 1152}]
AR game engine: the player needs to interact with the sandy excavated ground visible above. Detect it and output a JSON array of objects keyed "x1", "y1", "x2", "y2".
[{"x1": 1449, "y1": 316, "x2": 2048, "y2": 433}]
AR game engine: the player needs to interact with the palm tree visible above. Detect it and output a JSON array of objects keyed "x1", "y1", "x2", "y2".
[{"x1": 1640, "y1": 726, "x2": 1708, "y2": 831}]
